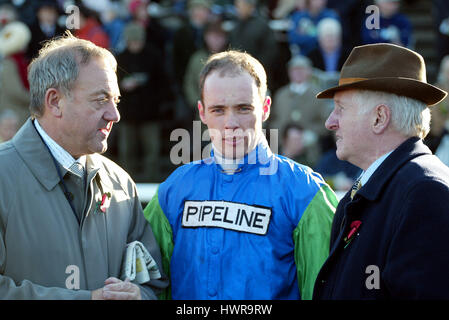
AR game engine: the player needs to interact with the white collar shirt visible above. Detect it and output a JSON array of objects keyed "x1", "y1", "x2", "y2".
[
  {"x1": 359, "y1": 151, "x2": 393, "y2": 186},
  {"x1": 33, "y1": 119, "x2": 86, "y2": 172}
]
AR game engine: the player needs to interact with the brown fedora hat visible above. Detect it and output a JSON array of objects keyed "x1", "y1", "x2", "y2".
[{"x1": 316, "y1": 43, "x2": 447, "y2": 106}]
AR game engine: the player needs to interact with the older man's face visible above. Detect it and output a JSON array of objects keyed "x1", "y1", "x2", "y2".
[
  {"x1": 57, "y1": 57, "x2": 121, "y2": 158},
  {"x1": 325, "y1": 90, "x2": 372, "y2": 168}
]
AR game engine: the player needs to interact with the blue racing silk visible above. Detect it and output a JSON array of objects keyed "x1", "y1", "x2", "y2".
[{"x1": 144, "y1": 139, "x2": 337, "y2": 299}]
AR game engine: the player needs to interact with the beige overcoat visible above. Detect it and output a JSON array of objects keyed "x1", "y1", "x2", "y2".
[{"x1": 0, "y1": 119, "x2": 167, "y2": 299}]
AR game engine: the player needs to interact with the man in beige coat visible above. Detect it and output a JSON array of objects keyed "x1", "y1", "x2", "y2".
[{"x1": 0, "y1": 33, "x2": 168, "y2": 299}]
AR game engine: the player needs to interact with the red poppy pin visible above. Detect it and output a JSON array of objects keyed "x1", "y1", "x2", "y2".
[
  {"x1": 344, "y1": 220, "x2": 362, "y2": 248},
  {"x1": 96, "y1": 192, "x2": 111, "y2": 214}
]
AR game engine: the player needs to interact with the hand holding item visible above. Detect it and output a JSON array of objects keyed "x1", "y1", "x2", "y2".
[{"x1": 91, "y1": 277, "x2": 141, "y2": 300}]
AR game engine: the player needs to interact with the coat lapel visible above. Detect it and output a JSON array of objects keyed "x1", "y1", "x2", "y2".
[{"x1": 12, "y1": 119, "x2": 60, "y2": 191}]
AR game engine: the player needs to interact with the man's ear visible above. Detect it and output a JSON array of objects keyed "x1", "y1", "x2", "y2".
[
  {"x1": 44, "y1": 88, "x2": 63, "y2": 118},
  {"x1": 198, "y1": 100, "x2": 207, "y2": 124},
  {"x1": 372, "y1": 104, "x2": 391, "y2": 134},
  {"x1": 262, "y1": 96, "x2": 271, "y2": 122}
]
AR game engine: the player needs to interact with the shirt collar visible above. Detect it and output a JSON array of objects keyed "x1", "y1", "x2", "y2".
[
  {"x1": 210, "y1": 135, "x2": 273, "y2": 174},
  {"x1": 212, "y1": 147, "x2": 242, "y2": 174},
  {"x1": 360, "y1": 151, "x2": 393, "y2": 186},
  {"x1": 33, "y1": 119, "x2": 86, "y2": 170}
]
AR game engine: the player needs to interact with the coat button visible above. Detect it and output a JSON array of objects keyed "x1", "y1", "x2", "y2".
[{"x1": 65, "y1": 191, "x2": 74, "y2": 201}]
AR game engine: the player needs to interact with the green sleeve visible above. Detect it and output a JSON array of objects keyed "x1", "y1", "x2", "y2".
[
  {"x1": 293, "y1": 184, "x2": 338, "y2": 300},
  {"x1": 143, "y1": 189, "x2": 174, "y2": 300}
]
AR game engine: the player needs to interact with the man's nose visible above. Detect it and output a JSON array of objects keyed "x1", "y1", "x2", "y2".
[
  {"x1": 105, "y1": 101, "x2": 120, "y2": 123},
  {"x1": 224, "y1": 111, "x2": 239, "y2": 129},
  {"x1": 325, "y1": 110, "x2": 338, "y2": 131}
]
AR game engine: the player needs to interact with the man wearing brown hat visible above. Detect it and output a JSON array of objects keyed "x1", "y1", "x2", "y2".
[{"x1": 313, "y1": 43, "x2": 449, "y2": 299}]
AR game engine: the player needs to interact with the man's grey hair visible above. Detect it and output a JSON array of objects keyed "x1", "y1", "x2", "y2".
[
  {"x1": 354, "y1": 90, "x2": 431, "y2": 139},
  {"x1": 28, "y1": 31, "x2": 117, "y2": 118}
]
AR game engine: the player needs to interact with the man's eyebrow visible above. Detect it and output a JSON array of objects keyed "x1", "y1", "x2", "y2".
[
  {"x1": 90, "y1": 89, "x2": 109, "y2": 97},
  {"x1": 334, "y1": 97, "x2": 343, "y2": 106},
  {"x1": 208, "y1": 103, "x2": 253, "y2": 109},
  {"x1": 207, "y1": 104, "x2": 226, "y2": 109},
  {"x1": 90, "y1": 89, "x2": 120, "y2": 98},
  {"x1": 234, "y1": 103, "x2": 253, "y2": 107}
]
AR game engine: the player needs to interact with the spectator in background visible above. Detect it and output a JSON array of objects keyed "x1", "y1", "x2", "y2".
[
  {"x1": 270, "y1": 55, "x2": 331, "y2": 158},
  {"x1": 99, "y1": 1, "x2": 128, "y2": 54},
  {"x1": 128, "y1": 0, "x2": 174, "y2": 111},
  {"x1": 77, "y1": 0, "x2": 127, "y2": 42},
  {"x1": 172, "y1": 0, "x2": 212, "y2": 90},
  {"x1": 272, "y1": 0, "x2": 306, "y2": 19},
  {"x1": 0, "y1": 109, "x2": 19, "y2": 142},
  {"x1": 0, "y1": 21, "x2": 31, "y2": 127},
  {"x1": 229, "y1": 0, "x2": 278, "y2": 90},
  {"x1": 308, "y1": 17, "x2": 349, "y2": 73},
  {"x1": 433, "y1": 0, "x2": 449, "y2": 67},
  {"x1": 74, "y1": 1, "x2": 110, "y2": 49},
  {"x1": 427, "y1": 55, "x2": 449, "y2": 152},
  {"x1": 5, "y1": 0, "x2": 40, "y2": 26},
  {"x1": 117, "y1": 22, "x2": 174, "y2": 182},
  {"x1": 287, "y1": 0, "x2": 339, "y2": 56},
  {"x1": 183, "y1": 20, "x2": 229, "y2": 114},
  {"x1": 435, "y1": 132, "x2": 449, "y2": 167},
  {"x1": 362, "y1": 0, "x2": 412, "y2": 48},
  {"x1": 327, "y1": 0, "x2": 364, "y2": 50},
  {"x1": 27, "y1": 0, "x2": 65, "y2": 60},
  {"x1": 435, "y1": 56, "x2": 449, "y2": 164},
  {"x1": 281, "y1": 122, "x2": 321, "y2": 167},
  {"x1": 0, "y1": 3, "x2": 18, "y2": 29},
  {"x1": 129, "y1": 0, "x2": 170, "y2": 60},
  {"x1": 81, "y1": 0, "x2": 113, "y2": 15}
]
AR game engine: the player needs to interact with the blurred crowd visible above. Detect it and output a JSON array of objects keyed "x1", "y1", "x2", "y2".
[{"x1": 1, "y1": 0, "x2": 449, "y2": 192}]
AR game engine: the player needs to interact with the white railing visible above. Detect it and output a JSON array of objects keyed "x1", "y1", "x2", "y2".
[{"x1": 136, "y1": 183, "x2": 158, "y2": 203}]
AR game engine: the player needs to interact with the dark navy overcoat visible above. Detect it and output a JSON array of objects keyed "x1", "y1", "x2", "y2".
[{"x1": 313, "y1": 137, "x2": 449, "y2": 299}]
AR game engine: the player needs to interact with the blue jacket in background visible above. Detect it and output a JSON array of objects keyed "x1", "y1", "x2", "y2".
[{"x1": 288, "y1": 9, "x2": 340, "y2": 55}]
